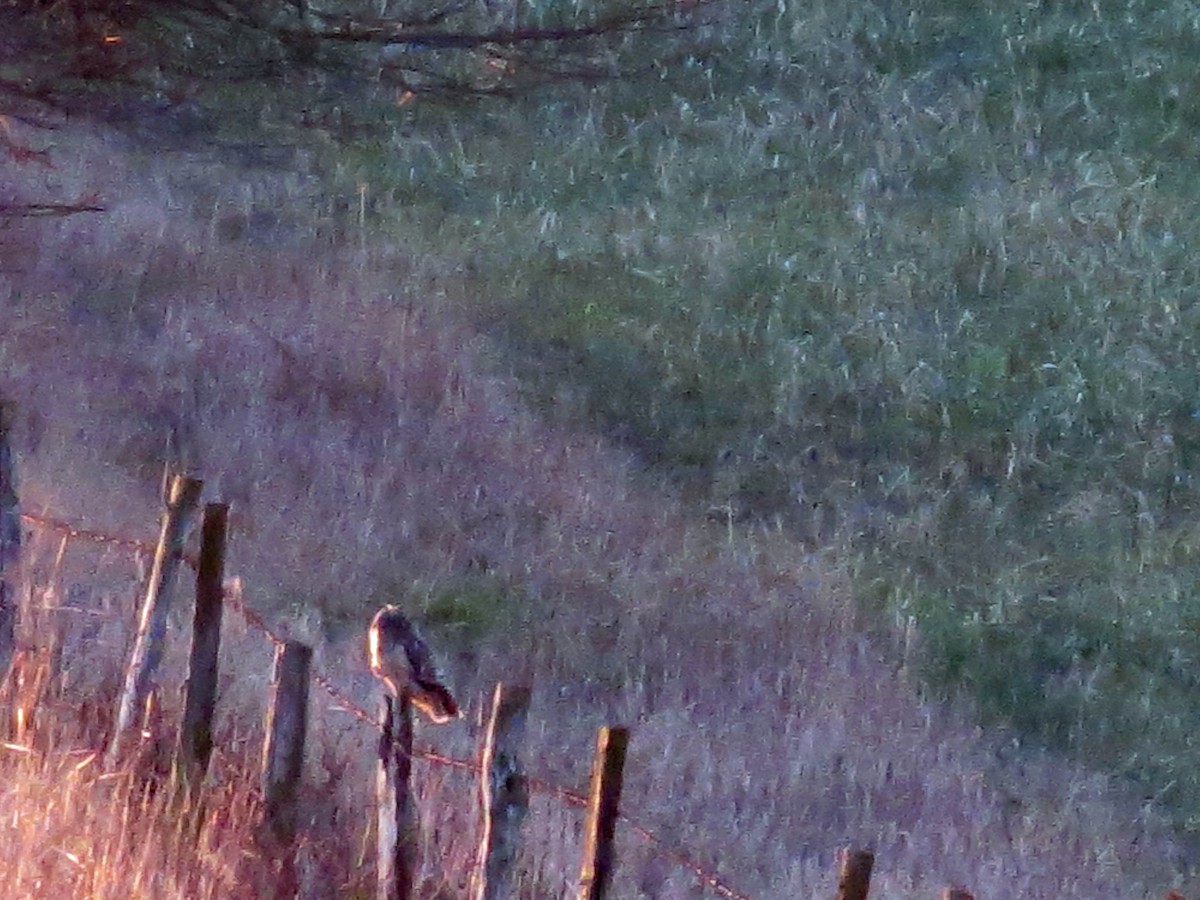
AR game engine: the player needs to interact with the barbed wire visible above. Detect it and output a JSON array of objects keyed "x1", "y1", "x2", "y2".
[
  {"x1": 18, "y1": 508, "x2": 754, "y2": 900},
  {"x1": 20, "y1": 511, "x2": 162, "y2": 563}
]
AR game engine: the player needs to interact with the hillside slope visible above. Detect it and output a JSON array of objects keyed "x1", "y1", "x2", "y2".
[{"x1": 0, "y1": 108, "x2": 1189, "y2": 897}]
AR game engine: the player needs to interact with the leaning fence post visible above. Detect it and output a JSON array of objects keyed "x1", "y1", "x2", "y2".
[
  {"x1": 177, "y1": 502, "x2": 228, "y2": 790},
  {"x1": 578, "y1": 725, "x2": 629, "y2": 900},
  {"x1": 471, "y1": 681, "x2": 532, "y2": 900},
  {"x1": 377, "y1": 692, "x2": 417, "y2": 900},
  {"x1": 835, "y1": 847, "x2": 874, "y2": 900},
  {"x1": 0, "y1": 402, "x2": 19, "y2": 685},
  {"x1": 261, "y1": 640, "x2": 312, "y2": 844},
  {"x1": 107, "y1": 474, "x2": 203, "y2": 766}
]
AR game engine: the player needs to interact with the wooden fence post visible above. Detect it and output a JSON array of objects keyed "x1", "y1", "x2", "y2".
[
  {"x1": 471, "y1": 681, "x2": 532, "y2": 900},
  {"x1": 835, "y1": 847, "x2": 874, "y2": 900},
  {"x1": 578, "y1": 725, "x2": 629, "y2": 900},
  {"x1": 0, "y1": 401, "x2": 20, "y2": 685},
  {"x1": 261, "y1": 640, "x2": 312, "y2": 844},
  {"x1": 107, "y1": 473, "x2": 203, "y2": 767},
  {"x1": 177, "y1": 502, "x2": 228, "y2": 790},
  {"x1": 941, "y1": 890, "x2": 974, "y2": 900},
  {"x1": 377, "y1": 692, "x2": 417, "y2": 900}
]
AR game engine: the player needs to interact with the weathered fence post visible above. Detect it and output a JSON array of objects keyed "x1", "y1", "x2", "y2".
[
  {"x1": 377, "y1": 692, "x2": 417, "y2": 900},
  {"x1": 107, "y1": 474, "x2": 203, "y2": 766},
  {"x1": 177, "y1": 502, "x2": 228, "y2": 790},
  {"x1": 471, "y1": 681, "x2": 532, "y2": 900},
  {"x1": 261, "y1": 639, "x2": 312, "y2": 843},
  {"x1": 0, "y1": 401, "x2": 20, "y2": 685},
  {"x1": 835, "y1": 847, "x2": 874, "y2": 900},
  {"x1": 578, "y1": 725, "x2": 629, "y2": 900}
]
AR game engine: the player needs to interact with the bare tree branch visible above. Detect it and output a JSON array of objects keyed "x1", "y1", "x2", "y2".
[{"x1": 0, "y1": 202, "x2": 106, "y2": 218}]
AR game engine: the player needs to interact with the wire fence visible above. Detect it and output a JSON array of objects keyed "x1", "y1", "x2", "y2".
[{"x1": 17, "y1": 507, "x2": 753, "y2": 900}]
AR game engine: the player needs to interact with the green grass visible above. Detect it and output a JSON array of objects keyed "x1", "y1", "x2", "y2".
[{"x1": 304, "y1": 0, "x2": 1200, "y2": 836}]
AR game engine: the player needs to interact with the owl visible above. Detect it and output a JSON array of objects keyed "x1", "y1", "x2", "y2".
[{"x1": 368, "y1": 605, "x2": 459, "y2": 724}]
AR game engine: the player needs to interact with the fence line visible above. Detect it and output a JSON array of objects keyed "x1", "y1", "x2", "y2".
[
  {"x1": 578, "y1": 725, "x2": 629, "y2": 900},
  {"x1": 108, "y1": 475, "x2": 203, "y2": 767},
  {"x1": 178, "y1": 502, "x2": 228, "y2": 790},
  {"x1": 17, "y1": 507, "x2": 1189, "y2": 900},
  {"x1": 0, "y1": 405, "x2": 19, "y2": 682},
  {"x1": 17, "y1": 508, "x2": 753, "y2": 900},
  {"x1": 473, "y1": 681, "x2": 531, "y2": 900}
]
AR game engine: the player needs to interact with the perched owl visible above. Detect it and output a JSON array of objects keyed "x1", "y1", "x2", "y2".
[{"x1": 368, "y1": 605, "x2": 459, "y2": 724}]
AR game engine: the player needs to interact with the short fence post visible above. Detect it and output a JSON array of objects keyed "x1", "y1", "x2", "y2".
[
  {"x1": 578, "y1": 725, "x2": 629, "y2": 900},
  {"x1": 261, "y1": 640, "x2": 312, "y2": 844},
  {"x1": 471, "y1": 681, "x2": 532, "y2": 900},
  {"x1": 835, "y1": 847, "x2": 874, "y2": 900},
  {"x1": 107, "y1": 474, "x2": 203, "y2": 767},
  {"x1": 0, "y1": 401, "x2": 20, "y2": 685},
  {"x1": 377, "y1": 692, "x2": 417, "y2": 900},
  {"x1": 177, "y1": 502, "x2": 229, "y2": 790}
]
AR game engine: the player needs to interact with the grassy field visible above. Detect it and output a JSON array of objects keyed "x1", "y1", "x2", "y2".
[
  {"x1": 4, "y1": 0, "x2": 1200, "y2": 895},
  {"x1": 317, "y1": 0, "x2": 1200, "y2": 839}
]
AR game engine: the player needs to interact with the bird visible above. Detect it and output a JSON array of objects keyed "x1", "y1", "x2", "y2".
[{"x1": 367, "y1": 605, "x2": 459, "y2": 724}]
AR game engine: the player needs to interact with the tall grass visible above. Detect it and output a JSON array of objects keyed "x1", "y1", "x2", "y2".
[
  {"x1": 0, "y1": 102, "x2": 1192, "y2": 895},
  {"x1": 3, "y1": 1, "x2": 1200, "y2": 893},
  {"x1": 293, "y1": 0, "x2": 1200, "y2": 844},
  {"x1": 0, "y1": 521, "x2": 497, "y2": 898}
]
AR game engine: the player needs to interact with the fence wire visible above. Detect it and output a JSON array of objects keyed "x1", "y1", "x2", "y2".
[{"x1": 19, "y1": 509, "x2": 753, "y2": 900}]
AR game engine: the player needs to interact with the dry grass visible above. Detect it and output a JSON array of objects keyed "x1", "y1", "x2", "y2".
[{"x1": 0, "y1": 107, "x2": 1191, "y2": 899}]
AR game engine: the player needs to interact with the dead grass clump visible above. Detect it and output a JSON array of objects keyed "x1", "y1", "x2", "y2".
[{"x1": 0, "y1": 654, "x2": 266, "y2": 898}]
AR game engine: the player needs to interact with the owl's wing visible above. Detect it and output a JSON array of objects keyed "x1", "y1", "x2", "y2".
[{"x1": 404, "y1": 628, "x2": 459, "y2": 721}]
